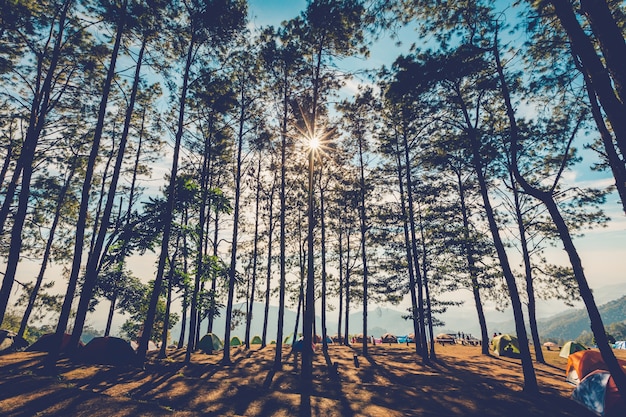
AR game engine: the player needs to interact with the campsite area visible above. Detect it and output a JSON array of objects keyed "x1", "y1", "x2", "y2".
[{"x1": 2, "y1": 343, "x2": 623, "y2": 417}]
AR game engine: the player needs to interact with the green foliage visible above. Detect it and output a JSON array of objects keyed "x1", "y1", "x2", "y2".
[
  {"x1": 119, "y1": 282, "x2": 179, "y2": 343},
  {"x1": 13, "y1": 281, "x2": 63, "y2": 323}
]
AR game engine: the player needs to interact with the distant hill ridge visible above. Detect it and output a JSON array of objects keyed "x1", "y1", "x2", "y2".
[{"x1": 537, "y1": 295, "x2": 626, "y2": 341}]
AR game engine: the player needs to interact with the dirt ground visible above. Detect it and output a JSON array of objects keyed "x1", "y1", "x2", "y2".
[{"x1": 1, "y1": 342, "x2": 624, "y2": 417}]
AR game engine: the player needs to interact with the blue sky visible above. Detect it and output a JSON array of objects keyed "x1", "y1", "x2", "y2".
[{"x1": 244, "y1": 0, "x2": 626, "y2": 324}]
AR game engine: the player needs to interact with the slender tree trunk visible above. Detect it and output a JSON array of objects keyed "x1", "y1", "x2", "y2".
[
  {"x1": 320, "y1": 172, "x2": 328, "y2": 351},
  {"x1": 47, "y1": 4, "x2": 127, "y2": 370},
  {"x1": 18, "y1": 160, "x2": 77, "y2": 338},
  {"x1": 495, "y1": 25, "x2": 626, "y2": 395},
  {"x1": 337, "y1": 224, "x2": 344, "y2": 344},
  {"x1": 245, "y1": 157, "x2": 262, "y2": 348},
  {"x1": 344, "y1": 231, "x2": 351, "y2": 346},
  {"x1": 142, "y1": 34, "x2": 195, "y2": 367},
  {"x1": 104, "y1": 291, "x2": 117, "y2": 337},
  {"x1": 0, "y1": 123, "x2": 15, "y2": 192},
  {"x1": 274, "y1": 72, "x2": 289, "y2": 370},
  {"x1": 577, "y1": 59, "x2": 626, "y2": 215},
  {"x1": 187, "y1": 120, "x2": 211, "y2": 353},
  {"x1": 0, "y1": 0, "x2": 73, "y2": 324},
  {"x1": 508, "y1": 170, "x2": 545, "y2": 363},
  {"x1": 402, "y1": 127, "x2": 427, "y2": 359},
  {"x1": 293, "y1": 208, "x2": 306, "y2": 341},
  {"x1": 222, "y1": 84, "x2": 247, "y2": 365},
  {"x1": 178, "y1": 296, "x2": 188, "y2": 349},
  {"x1": 356, "y1": 135, "x2": 369, "y2": 357},
  {"x1": 159, "y1": 250, "x2": 178, "y2": 359},
  {"x1": 71, "y1": 34, "x2": 144, "y2": 350},
  {"x1": 394, "y1": 130, "x2": 422, "y2": 358},
  {"x1": 416, "y1": 204, "x2": 436, "y2": 359},
  {"x1": 548, "y1": 0, "x2": 626, "y2": 156},
  {"x1": 261, "y1": 175, "x2": 276, "y2": 347},
  {"x1": 455, "y1": 168, "x2": 490, "y2": 355},
  {"x1": 469, "y1": 137, "x2": 538, "y2": 393},
  {"x1": 579, "y1": 0, "x2": 626, "y2": 102},
  {"x1": 207, "y1": 208, "x2": 220, "y2": 333}
]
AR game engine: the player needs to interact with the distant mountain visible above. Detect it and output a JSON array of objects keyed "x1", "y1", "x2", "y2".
[
  {"x1": 486, "y1": 296, "x2": 626, "y2": 342},
  {"x1": 538, "y1": 296, "x2": 626, "y2": 341}
]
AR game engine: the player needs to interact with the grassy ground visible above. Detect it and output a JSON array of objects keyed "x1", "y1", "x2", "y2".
[{"x1": 1, "y1": 343, "x2": 625, "y2": 416}]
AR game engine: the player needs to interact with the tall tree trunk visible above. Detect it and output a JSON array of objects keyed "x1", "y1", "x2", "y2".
[
  {"x1": 508, "y1": 170, "x2": 545, "y2": 363},
  {"x1": 222, "y1": 84, "x2": 246, "y2": 365},
  {"x1": 187, "y1": 119, "x2": 211, "y2": 352},
  {"x1": 18, "y1": 159, "x2": 77, "y2": 338},
  {"x1": 71, "y1": 35, "x2": 145, "y2": 350},
  {"x1": 274, "y1": 72, "x2": 289, "y2": 370},
  {"x1": 416, "y1": 204, "x2": 436, "y2": 359},
  {"x1": 402, "y1": 126, "x2": 427, "y2": 359},
  {"x1": 337, "y1": 221, "x2": 344, "y2": 344},
  {"x1": 159, "y1": 248, "x2": 178, "y2": 359},
  {"x1": 320, "y1": 171, "x2": 328, "y2": 351},
  {"x1": 455, "y1": 168, "x2": 490, "y2": 355},
  {"x1": 0, "y1": 122, "x2": 16, "y2": 192},
  {"x1": 548, "y1": 0, "x2": 626, "y2": 157},
  {"x1": 207, "y1": 208, "x2": 220, "y2": 334},
  {"x1": 356, "y1": 135, "x2": 369, "y2": 357},
  {"x1": 245, "y1": 157, "x2": 262, "y2": 348},
  {"x1": 394, "y1": 129, "x2": 422, "y2": 358},
  {"x1": 293, "y1": 208, "x2": 306, "y2": 342},
  {"x1": 0, "y1": 0, "x2": 73, "y2": 324},
  {"x1": 469, "y1": 134, "x2": 538, "y2": 393},
  {"x1": 495, "y1": 26, "x2": 626, "y2": 395},
  {"x1": 261, "y1": 173, "x2": 276, "y2": 347},
  {"x1": 344, "y1": 230, "x2": 351, "y2": 346},
  {"x1": 577, "y1": 59, "x2": 626, "y2": 215},
  {"x1": 141, "y1": 34, "x2": 195, "y2": 366},
  {"x1": 46, "y1": 3, "x2": 127, "y2": 370},
  {"x1": 579, "y1": 0, "x2": 626, "y2": 102}
]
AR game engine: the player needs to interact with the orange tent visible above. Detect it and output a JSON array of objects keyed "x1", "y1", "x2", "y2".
[{"x1": 566, "y1": 350, "x2": 626, "y2": 385}]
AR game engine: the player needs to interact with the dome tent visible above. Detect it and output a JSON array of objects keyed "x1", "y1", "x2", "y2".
[
  {"x1": 77, "y1": 336, "x2": 136, "y2": 365},
  {"x1": 198, "y1": 333, "x2": 224, "y2": 353},
  {"x1": 491, "y1": 334, "x2": 520, "y2": 358},
  {"x1": 559, "y1": 340, "x2": 587, "y2": 358},
  {"x1": 572, "y1": 369, "x2": 626, "y2": 416}
]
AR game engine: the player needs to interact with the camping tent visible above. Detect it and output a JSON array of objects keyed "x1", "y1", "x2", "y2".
[
  {"x1": 560, "y1": 341, "x2": 588, "y2": 358},
  {"x1": 26, "y1": 333, "x2": 83, "y2": 354},
  {"x1": 78, "y1": 337, "x2": 136, "y2": 365},
  {"x1": 230, "y1": 336, "x2": 242, "y2": 346},
  {"x1": 491, "y1": 334, "x2": 521, "y2": 358},
  {"x1": 283, "y1": 333, "x2": 295, "y2": 345},
  {"x1": 381, "y1": 333, "x2": 397, "y2": 344},
  {"x1": 434, "y1": 333, "x2": 455, "y2": 345},
  {"x1": 130, "y1": 340, "x2": 158, "y2": 351},
  {"x1": 614, "y1": 341, "x2": 626, "y2": 350},
  {"x1": 565, "y1": 350, "x2": 626, "y2": 385},
  {"x1": 198, "y1": 333, "x2": 224, "y2": 353},
  {"x1": 572, "y1": 369, "x2": 626, "y2": 416},
  {"x1": 251, "y1": 335, "x2": 262, "y2": 345},
  {"x1": 0, "y1": 329, "x2": 28, "y2": 354}
]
